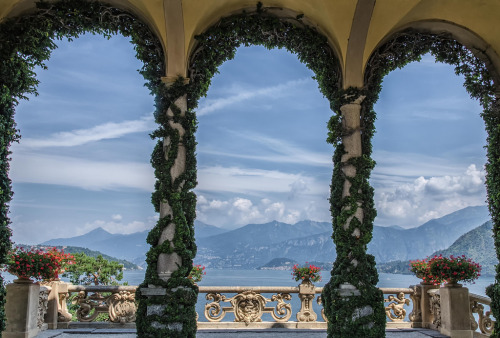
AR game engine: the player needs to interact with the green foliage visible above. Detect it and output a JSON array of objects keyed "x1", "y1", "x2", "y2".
[
  {"x1": 63, "y1": 253, "x2": 123, "y2": 286},
  {"x1": 59, "y1": 246, "x2": 139, "y2": 270}
]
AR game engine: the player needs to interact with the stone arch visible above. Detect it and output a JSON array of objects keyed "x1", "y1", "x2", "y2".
[
  {"x1": 0, "y1": 0, "x2": 165, "y2": 334},
  {"x1": 363, "y1": 22, "x2": 500, "y2": 334},
  {"x1": 368, "y1": 20, "x2": 500, "y2": 87},
  {"x1": 185, "y1": 4, "x2": 344, "y2": 79}
]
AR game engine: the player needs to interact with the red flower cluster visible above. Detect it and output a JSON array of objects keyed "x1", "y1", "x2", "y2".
[
  {"x1": 291, "y1": 263, "x2": 321, "y2": 283},
  {"x1": 188, "y1": 264, "x2": 206, "y2": 283},
  {"x1": 2, "y1": 246, "x2": 75, "y2": 282},
  {"x1": 410, "y1": 255, "x2": 481, "y2": 285}
]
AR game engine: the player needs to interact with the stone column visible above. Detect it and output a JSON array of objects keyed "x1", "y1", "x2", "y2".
[
  {"x1": 137, "y1": 77, "x2": 198, "y2": 337},
  {"x1": 156, "y1": 94, "x2": 187, "y2": 282},
  {"x1": 322, "y1": 94, "x2": 385, "y2": 337},
  {"x1": 439, "y1": 285, "x2": 473, "y2": 338},
  {"x1": 4, "y1": 281, "x2": 41, "y2": 338},
  {"x1": 338, "y1": 95, "x2": 365, "y2": 294}
]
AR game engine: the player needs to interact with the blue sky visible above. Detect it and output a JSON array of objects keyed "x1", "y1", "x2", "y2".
[{"x1": 8, "y1": 33, "x2": 487, "y2": 244}]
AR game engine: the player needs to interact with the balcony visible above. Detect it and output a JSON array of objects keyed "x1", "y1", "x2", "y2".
[{"x1": 2, "y1": 280, "x2": 495, "y2": 338}]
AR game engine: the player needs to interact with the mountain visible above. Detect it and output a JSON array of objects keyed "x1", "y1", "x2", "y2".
[
  {"x1": 195, "y1": 221, "x2": 227, "y2": 238},
  {"x1": 40, "y1": 205, "x2": 490, "y2": 270},
  {"x1": 195, "y1": 206, "x2": 490, "y2": 268},
  {"x1": 378, "y1": 220, "x2": 497, "y2": 276},
  {"x1": 41, "y1": 220, "x2": 226, "y2": 265},
  {"x1": 368, "y1": 205, "x2": 490, "y2": 262},
  {"x1": 42, "y1": 228, "x2": 149, "y2": 264}
]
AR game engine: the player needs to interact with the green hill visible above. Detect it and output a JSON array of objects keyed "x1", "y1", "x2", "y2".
[
  {"x1": 378, "y1": 220, "x2": 497, "y2": 277},
  {"x1": 33, "y1": 245, "x2": 140, "y2": 270}
]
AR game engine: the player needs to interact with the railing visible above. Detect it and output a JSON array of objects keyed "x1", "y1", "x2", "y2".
[
  {"x1": 470, "y1": 293, "x2": 495, "y2": 337},
  {"x1": 52, "y1": 283, "x2": 417, "y2": 329}
]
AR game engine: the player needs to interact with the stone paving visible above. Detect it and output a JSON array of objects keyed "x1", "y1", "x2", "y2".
[{"x1": 35, "y1": 328, "x2": 450, "y2": 337}]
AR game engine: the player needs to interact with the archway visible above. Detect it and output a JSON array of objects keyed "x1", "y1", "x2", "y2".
[
  {"x1": 364, "y1": 25, "x2": 500, "y2": 335},
  {"x1": 0, "y1": 0, "x2": 164, "y2": 334},
  {"x1": 139, "y1": 3, "x2": 390, "y2": 337}
]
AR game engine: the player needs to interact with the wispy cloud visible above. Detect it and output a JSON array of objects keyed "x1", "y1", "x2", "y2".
[
  {"x1": 197, "y1": 78, "x2": 310, "y2": 116},
  {"x1": 197, "y1": 166, "x2": 328, "y2": 197},
  {"x1": 199, "y1": 132, "x2": 331, "y2": 167},
  {"x1": 16, "y1": 115, "x2": 155, "y2": 148},
  {"x1": 10, "y1": 153, "x2": 155, "y2": 191}
]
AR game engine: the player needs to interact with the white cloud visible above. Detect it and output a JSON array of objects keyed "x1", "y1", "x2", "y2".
[
  {"x1": 16, "y1": 115, "x2": 155, "y2": 149},
  {"x1": 197, "y1": 78, "x2": 310, "y2": 116},
  {"x1": 375, "y1": 164, "x2": 487, "y2": 227},
  {"x1": 10, "y1": 152, "x2": 155, "y2": 191},
  {"x1": 196, "y1": 195, "x2": 312, "y2": 228},
  {"x1": 112, "y1": 214, "x2": 123, "y2": 221}
]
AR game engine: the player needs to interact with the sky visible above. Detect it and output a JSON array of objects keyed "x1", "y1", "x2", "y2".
[{"x1": 8, "y1": 33, "x2": 488, "y2": 244}]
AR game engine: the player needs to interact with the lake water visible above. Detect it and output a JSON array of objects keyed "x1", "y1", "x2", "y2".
[{"x1": 2, "y1": 269, "x2": 492, "y2": 297}]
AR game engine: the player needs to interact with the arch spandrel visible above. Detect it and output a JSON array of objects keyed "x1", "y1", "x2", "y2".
[
  {"x1": 364, "y1": 0, "x2": 500, "y2": 72},
  {"x1": 182, "y1": 0, "x2": 355, "y2": 73},
  {"x1": 0, "y1": 0, "x2": 168, "y2": 66}
]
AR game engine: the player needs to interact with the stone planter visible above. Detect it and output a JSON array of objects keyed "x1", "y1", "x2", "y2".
[{"x1": 4, "y1": 281, "x2": 42, "y2": 338}]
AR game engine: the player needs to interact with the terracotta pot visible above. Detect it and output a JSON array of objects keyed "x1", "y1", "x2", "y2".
[
  {"x1": 13, "y1": 276, "x2": 34, "y2": 284},
  {"x1": 443, "y1": 282, "x2": 462, "y2": 288}
]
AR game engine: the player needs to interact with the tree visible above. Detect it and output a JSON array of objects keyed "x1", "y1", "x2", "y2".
[{"x1": 63, "y1": 253, "x2": 124, "y2": 285}]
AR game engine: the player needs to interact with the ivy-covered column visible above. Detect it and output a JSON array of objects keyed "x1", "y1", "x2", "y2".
[
  {"x1": 485, "y1": 96, "x2": 500, "y2": 338},
  {"x1": 322, "y1": 94, "x2": 386, "y2": 337},
  {"x1": 136, "y1": 79, "x2": 198, "y2": 338}
]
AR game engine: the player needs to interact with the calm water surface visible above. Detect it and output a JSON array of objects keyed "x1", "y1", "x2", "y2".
[{"x1": 121, "y1": 269, "x2": 492, "y2": 297}]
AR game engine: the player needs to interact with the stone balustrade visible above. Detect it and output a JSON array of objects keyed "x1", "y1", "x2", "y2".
[
  {"x1": 470, "y1": 293, "x2": 495, "y2": 337},
  {"x1": 48, "y1": 283, "x2": 418, "y2": 329},
  {"x1": 3, "y1": 280, "x2": 496, "y2": 337}
]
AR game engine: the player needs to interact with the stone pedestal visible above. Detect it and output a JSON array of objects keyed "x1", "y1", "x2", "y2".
[
  {"x1": 414, "y1": 283, "x2": 439, "y2": 328},
  {"x1": 4, "y1": 281, "x2": 41, "y2": 338},
  {"x1": 296, "y1": 281, "x2": 317, "y2": 326},
  {"x1": 439, "y1": 284, "x2": 473, "y2": 338}
]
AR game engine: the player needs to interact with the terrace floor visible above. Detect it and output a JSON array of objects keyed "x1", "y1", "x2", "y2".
[{"x1": 35, "y1": 328, "x2": 450, "y2": 337}]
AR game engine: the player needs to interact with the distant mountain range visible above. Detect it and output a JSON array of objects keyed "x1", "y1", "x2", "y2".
[
  {"x1": 379, "y1": 220, "x2": 497, "y2": 276},
  {"x1": 40, "y1": 205, "x2": 491, "y2": 270}
]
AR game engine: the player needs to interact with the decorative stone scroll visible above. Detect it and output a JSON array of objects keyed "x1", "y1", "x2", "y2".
[
  {"x1": 204, "y1": 289, "x2": 292, "y2": 325},
  {"x1": 107, "y1": 291, "x2": 137, "y2": 323},
  {"x1": 64, "y1": 285, "x2": 138, "y2": 323},
  {"x1": 470, "y1": 295, "x2": 495, "y2": 335}
]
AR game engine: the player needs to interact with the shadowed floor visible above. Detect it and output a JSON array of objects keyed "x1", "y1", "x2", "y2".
[{"x1": 34, "y1": 328, "x2": 450, "y2": 337}]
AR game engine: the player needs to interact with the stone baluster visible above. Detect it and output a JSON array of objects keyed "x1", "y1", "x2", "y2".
[
  {"x1": 410, "y1": 283, "x2": 439, "y2": 328},
  {"x1": 297, "y1": 281, "x2": 318, "y2": 325}
]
